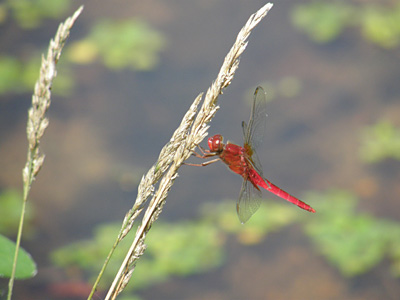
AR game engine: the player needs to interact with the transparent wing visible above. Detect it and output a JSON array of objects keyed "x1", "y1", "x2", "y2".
[
  {"x1": 243, "y1": 86, "x2": 268, "y2": 150},
  {"x1": 236, "y1": 177, "x2": 262, "y2": 224},
  {"x1": 247, "y1": 146, "x2": 264, "y2": 178},
  {"x1": 241, "y1": 86, "x2": 269, "y2": 186},
  {"x1": 237, "y1": 87, "x2": 268, "y2": 223},
  {"x1": 242, "y1": 121, "x2": 247, "y2": 140}
]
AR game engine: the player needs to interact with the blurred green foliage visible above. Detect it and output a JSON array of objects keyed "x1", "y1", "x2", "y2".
[
  {"x1": 0, "y1": 56, "x2": 22, "y2": 94},
  {"x1": 4, "y1": 0, "x2": 70, "y2": 29},
  {"x1": 201, "y1": 200, "x2": 302, "y2": 245},
  {"x1": 0, "y1": 189, "x2": 33, "y2": 236},
  {"x1": 0, "y1": 235, "x2": 37, "y2": 279},
  {"x1": 361, "y1": 4, "x2": 400, "y2": 49},
  {"x1": 305, "y1": 190, "x2": 400, "y2": 277},
  {"x1": 51, "y1": 190, "x2": 400, "y2": 295},
  {"x1": 0, "y1": 54, "x2": 74, "y2": 95},
  {"x1": 0, "y1": 190, "x2": 36, "y2": 280},
  {"x1": 291, "y1": 1, "x2": 353, "y2": 43},
  {"x1": 51, "y1": 220, "x2": 223, "y2": 293},
  {"x1": 135, "y1": 221, "x2": 222, "y2": 288},
  {"x1": 255, "y1": 76, "x2": 303, "y2": 103},
  {"x1": 66, "y1": 19, "x2": 166, "y2": 71},
  {"x1": 118, "y1": 296, "x2": 142, "y2": 300},
  {"x1": 291, "y1": 1, "x2": 400, "y2": 48},
  {"x1": 360, "y1": 121, "x2": 400, "y2": 163},
  {"x1": 50, "y1": 200, "x2": 308, "y2": 294},
  {"x1": 1, "y1": 3, "x2": 166, "y2": 96},
  {"x1": 291, "y1": 2, "x2": 400, "y2": 276}
]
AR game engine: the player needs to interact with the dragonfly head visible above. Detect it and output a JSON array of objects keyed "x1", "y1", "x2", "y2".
[{"x1": 208, "y1": 134, "x2": 224, "y2": 152}]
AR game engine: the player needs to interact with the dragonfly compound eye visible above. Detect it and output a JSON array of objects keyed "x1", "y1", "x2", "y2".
[{"x1": 208, "y1": 134, "x2": 223, "y2": 152}]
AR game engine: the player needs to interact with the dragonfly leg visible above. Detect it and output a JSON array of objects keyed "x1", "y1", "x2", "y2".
[
  {"x1": 197, "y1": 144, "x2": 208, "y2": 155},
  {"x1": 191, "y1": 146, "x2": 218, "y2": 159},
  {"x1": 185, "y1": 158, "x2": 220, "y2": 167},
  {"x1": 191, "y1": 150, "x2": 206, "y2": 158}
]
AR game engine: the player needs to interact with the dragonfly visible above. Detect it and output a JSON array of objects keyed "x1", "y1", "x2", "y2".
[{"x1": 190, "y1": 86, "x2": 316, "y2": 223}]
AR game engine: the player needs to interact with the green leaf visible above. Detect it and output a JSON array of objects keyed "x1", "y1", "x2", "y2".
[{"x1": 0, "y1": 235, "x2": 37, "y2": 279}]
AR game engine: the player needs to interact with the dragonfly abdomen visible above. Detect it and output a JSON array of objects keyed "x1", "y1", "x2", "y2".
[{"x1": 248, "y1": 168, "x2": 316, "y2": 213}]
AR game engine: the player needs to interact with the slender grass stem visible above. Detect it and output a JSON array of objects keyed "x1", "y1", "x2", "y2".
[
  {"x1": 98, "y1": 3, "x2": 274, "y2": 299},
  {"x1": 7, "y1": 7, "x2": 83, "y2": 300}
]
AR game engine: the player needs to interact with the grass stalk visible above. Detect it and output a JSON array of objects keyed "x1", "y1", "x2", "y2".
[
  {"x1": 98, "y1": 3, "x2": 274, "y2": 299},
  {"x1": 7, "y1": 6, "x2": 83, "y2": 300}
]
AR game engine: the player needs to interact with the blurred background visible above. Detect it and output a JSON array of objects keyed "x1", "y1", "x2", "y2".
[{"x1": 1, "y1": 0, "x2": 400, "y2": 299}]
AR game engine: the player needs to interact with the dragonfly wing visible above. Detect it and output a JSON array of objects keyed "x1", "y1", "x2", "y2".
[
  {"x1": 242, "y1": 121, "x2": 248, "y2": 140},
  {"x1": 244, "y1": 86, "x2": 268, "y2": 150},
  {"x1": 248, "y1": 147, "x2": 263, "y2": 177},
  {"x1": 237, "y1": 178, "x2": 262, "y2": 224},
  {"x1": 246, "y1": 147, "x2": 271, "y2": 189}
]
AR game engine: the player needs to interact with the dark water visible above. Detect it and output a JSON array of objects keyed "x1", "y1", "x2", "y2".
[{"x1": 1, "y1": 0, "x2": 400, "y2": 299}]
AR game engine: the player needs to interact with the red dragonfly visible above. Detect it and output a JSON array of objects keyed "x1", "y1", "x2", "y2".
[{"x1": 191, "y1": 86, "x2": 316, "y2": 223}]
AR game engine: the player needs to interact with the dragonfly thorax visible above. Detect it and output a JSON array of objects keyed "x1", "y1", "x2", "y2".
[{"x1": 208, "y1": 134, "x2": 224, "y2": 152}]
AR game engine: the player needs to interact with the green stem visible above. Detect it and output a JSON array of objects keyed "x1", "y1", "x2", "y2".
[
  {"x1": 87, "y1": 236, "x2": 120, "y2": 300},
  {"x1": 7, "y1": 160, "x2": 32, "y2": 300}
]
